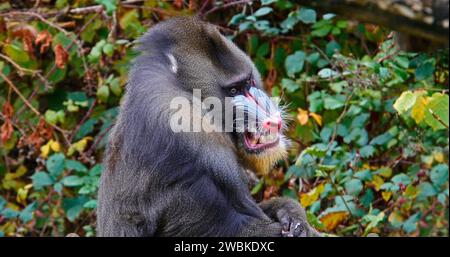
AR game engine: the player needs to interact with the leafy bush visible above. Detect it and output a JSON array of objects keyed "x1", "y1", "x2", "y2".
[{"x1": 0, "y1": 0, "x2": 448, "y2": 236}]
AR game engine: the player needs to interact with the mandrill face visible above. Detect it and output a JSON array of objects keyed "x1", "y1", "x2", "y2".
[
  {"x1": 156, "y1": 17, "x2": 289, "y2": 174},
  {"x1": 225, "y1": 73, "x2": 289, "y2": 175}
]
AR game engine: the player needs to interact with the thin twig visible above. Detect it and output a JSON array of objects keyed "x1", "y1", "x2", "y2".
[
  {"x1": 202, "y1": 0, "x2": 253, "y2": 18},
  {"x1": 69, "y1": 100, "x2": 97, "y2": 143},
  {"x1": 429, "y1": 109, "x2": 449, "y2": 129},
  {"x1": 0, "y1": 72, "x2": 70, "y2": 146}
]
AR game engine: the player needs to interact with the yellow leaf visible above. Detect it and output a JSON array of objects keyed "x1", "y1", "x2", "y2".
[
  {"x1": 371, "y1": 175, "x2": 384, "y2": 191},
  {"x1": 309, "y1": 112, "x2": 323, "y2": 126},
  {"x1": 16, "y1": 186, "x2": 29, "y2": 205},
  {"x1": 320, "y1": 211, "x2": 348, "y2": 231},
  {"x1": 411, "y1": 96, "x2": 428, "y2": 124},
  {"x1": 297, "y1": 108, "x2": 309, "y2": 125},
  {"x1": 388, "y1": 211, "x2": 404, "y2": 224},
  {"x1": 404, "y1": 185, "x2": 419, "y2": 199},
  {"x1": 50, "y1": 140, "x2": 61, "y2": 152},
  {"x1": 300, "y1": 184, "x2": 325, "y2": 208},
  {"x1": 67, "y1": 137, "x2": 93, "y2": 156},
  {"x1": 40, "y1": 142, "x2": 51, "y2": 158},
  {"x1": 381, "y1": 191, "x2": 392, "y2": 202},
  {"x1": 378, "y1": 167, "x2": 392, "y2": 178},
  {"x1": 433, "y1": 151, "x2": 445, "y2": 163}
]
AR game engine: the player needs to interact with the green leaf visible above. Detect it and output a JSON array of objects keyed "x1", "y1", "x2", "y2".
[
  {"x1": 285, "y1": 51, "x2": 305, "y2": 77},
  {"x1": 370, "y1": 132, "x2": 392, "y2": 146},
  {"x1": 31, "y1": 171, "x2": 54, "y2": 190},
  {"x1": 323, "y1": 13, "x2": 336, "y2": 20},
  {"x1": 97, "y1": 85, "x2": 110, "y2": 103},
  {"x1": 1, "y1": 208, "x2": 19, "y2": 219},
  {"x1": 318, "y1": 68, "x2": 337, "y2": 78},
  {"x1": 254, "y1": 7, "x2": 273, "y2": 17},
  {"x1": 65, "y1": 160, "x2": 88, "y2": 173},
  {"x1": 281, "y1": 78, "x2": 300, "y2": 93},
  {"x1": 345, "y1": 178, "x2": 363, "y2": 196},
  {"x1": 354, "y1": 170, "x2": 373, "y2": 181},
  {"x1": 311, "y1": 24, "x2": 332, "y2": 37},
  {"x1": 46, "y1": 153, "x2": 66, "y2": 177},
  {"x1": 391, "y1": 174, "x2": 412, "y2": 186},
  {"x1": 83, "y1": 200, "x2": 98, "y2": 209},
  {"x1": 256, "y1": 42, "x2": 270, "y2": 57},
  {"x1": 4, "y1": 43, "x2": 30, "y2": 65},
  {"x1": 280, "y1": 13, "x2": 299, "y2": 32},
  {"x1": 324, "y1": 95, "x2": 345, "y2": 110},
  {"x1": 44, "y1": 110, "x2": 58, "y2": 125},
  {"x1": 424, "y1": 93, "x2": 449, "y2": 131},
  {"x1": 430, "y1": 164, "x2": 449, "y2": 187},
  {"x1": 62, "y1": 196, "x2": 89, "y2": 222},
  {"x1": 297, "y1": 8, "x2": 316, "y2": 24},
  {"x1": 415, "y1": 60, "x2": 434, "y2": 80},
  {"x1": 417, "y1": 182, "x2": 437, "y2": 200},
  {"x1": 325, "y1": 41, "x2": 341, "y2": 57},
  {"x1": 250, "y1": 179, "x2": 264, "y2": 195},
  {"x1": 62, "y1": 175, "x2": 84, "y2": 187},
  {"x1": 402, "y1": 212, "x2": 421, "y2": 233},
  {"x1": 262, "y1": 0, "x2": 278, "y2": 5},
  {"x1": 393, "y1": 91, "x2": 417, "y2": 114},
  {"x1": 95, "y1": 0, "x2": 117, "y2": 15},
  {"x1": 19, "y1": 202, "x2": 37, "y2": 223},
  {"x1": 306, "y1": 52, "x2": 320, "y2": 65},
  {"x1": 75, "y1": 118, "x2": 97, "y2": 140}
]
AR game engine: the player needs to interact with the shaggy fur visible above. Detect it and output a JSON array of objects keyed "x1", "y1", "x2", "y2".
[{"x1": 97, "y1": 17, "x2": 319, "y2": 237}]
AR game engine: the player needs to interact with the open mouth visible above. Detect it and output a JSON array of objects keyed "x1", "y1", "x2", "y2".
[{"x1": 244, "y1": 131, "x2": 280, "y2": 150}]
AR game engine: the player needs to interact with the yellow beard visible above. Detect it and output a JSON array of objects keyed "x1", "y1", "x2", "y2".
[{"x1": 239, "y1": 138, "x2": 288, "y2": 176}]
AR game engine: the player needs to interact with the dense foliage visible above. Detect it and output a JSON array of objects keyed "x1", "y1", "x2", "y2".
[{"x1": 0, "y1": 0, "x2": 448, "y2": 237}]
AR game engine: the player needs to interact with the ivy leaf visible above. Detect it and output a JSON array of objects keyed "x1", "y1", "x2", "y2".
[{"x1": 285, "y1": 51, "x2": 305, "y2": 77}]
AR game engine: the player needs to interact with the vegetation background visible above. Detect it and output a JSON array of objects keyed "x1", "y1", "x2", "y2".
[{"x1": 0, "y1": 0, "x2": 448, "y2": 237}]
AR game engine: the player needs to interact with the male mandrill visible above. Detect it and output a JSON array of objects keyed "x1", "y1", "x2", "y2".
[{"x1": 97, "y1": 16, "x2": 320, "y2": 237}]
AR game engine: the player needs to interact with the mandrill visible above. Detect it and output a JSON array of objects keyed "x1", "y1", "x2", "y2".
[{"x1": 97, "y1": 16, "x2": 320, "y2": 237}]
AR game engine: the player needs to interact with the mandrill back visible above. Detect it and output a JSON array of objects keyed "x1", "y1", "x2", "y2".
[{"x1": 97, "y1": 16, "x2": 320, "y2": 237}]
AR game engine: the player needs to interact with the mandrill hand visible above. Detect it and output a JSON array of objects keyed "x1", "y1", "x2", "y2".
[{"x1": 260, "y1": 197, "x2": 322, "y2": 237}]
